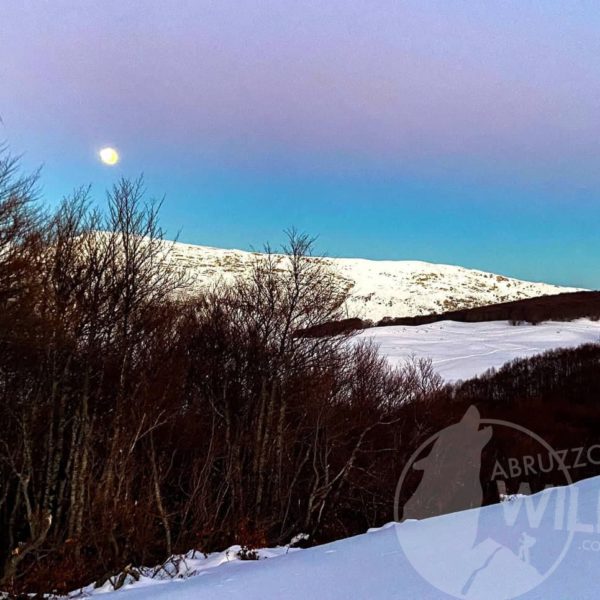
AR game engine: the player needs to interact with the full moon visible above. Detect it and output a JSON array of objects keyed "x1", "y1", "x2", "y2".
[{"x1": 99, "y1": 147, "x2": 119, "y2": 166}]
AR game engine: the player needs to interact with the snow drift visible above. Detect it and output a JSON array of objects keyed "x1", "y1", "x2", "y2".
[{"x1": 69, "y1": 475, "x2": 600, "y2": 599}]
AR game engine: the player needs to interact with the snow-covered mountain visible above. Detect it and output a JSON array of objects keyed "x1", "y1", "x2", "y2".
[{"x1": 167, "y1": 241, "x2": 581, "y2": 322}]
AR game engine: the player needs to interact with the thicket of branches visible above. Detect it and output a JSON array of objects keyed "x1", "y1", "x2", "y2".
[
  {"x1": 393, "y1": 343, "x2": 600, "y2": 517},
  {"x1": 3, "y1": 151, "x2": 598, "y2": 595},
  {"x1": 0, "y1": 154, "x2": 441, "y2": 594},
  {"x1": 451, "y1": 343, "x2": 600, "y2": 497}
]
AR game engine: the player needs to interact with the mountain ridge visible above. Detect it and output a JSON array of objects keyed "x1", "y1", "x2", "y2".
[{"x1": 165, "y1": 240, "x2": 583, "y2": 321}]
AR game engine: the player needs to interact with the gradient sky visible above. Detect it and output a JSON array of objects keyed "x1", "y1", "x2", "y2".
[{"x1": 1, "y1": 1, "x2": 599, "y2": 288}]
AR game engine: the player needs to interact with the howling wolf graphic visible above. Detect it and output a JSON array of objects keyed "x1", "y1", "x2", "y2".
[
  {"x1": 397, "y1": 406, "x2": 544, "y2": 599},
  {"x1": 403, "y1": 405, "x2": 492, "y2": 522}
]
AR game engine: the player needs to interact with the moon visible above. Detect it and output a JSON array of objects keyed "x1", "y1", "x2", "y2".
[{"x1": 99, "y1": 147, "x2": 119, "y2": 166}]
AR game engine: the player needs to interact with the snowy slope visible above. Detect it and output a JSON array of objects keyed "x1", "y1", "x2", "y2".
[
  {"x1": 72, "y1": 475, "x2": 600, "y2": 599},
  {"x1": 356, "y1": 319, "x2": 600, "y2": 382},
  {"x1": 165, "y1": 241, "x2": 581, "y2": 322}
]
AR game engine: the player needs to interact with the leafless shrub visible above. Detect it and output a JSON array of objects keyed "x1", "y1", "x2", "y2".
[{"x1": 0, "y1": 153, "x2": 454, "y2": 594}]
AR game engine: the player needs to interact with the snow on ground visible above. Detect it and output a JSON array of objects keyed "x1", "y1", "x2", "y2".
[
  {"x1": 356, "y1": 319, "x2": 600, "y2": 382},
  {"x1": 72, "y1": 475, "x2": 600, "y2": 599},
  {"x1": 72, "y1": 546, "x2": 298, "y2": 597}
]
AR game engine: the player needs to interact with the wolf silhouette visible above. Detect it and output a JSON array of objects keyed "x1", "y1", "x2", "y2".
[
  {"x1": 399, "y1": 406, "x2": 545, "y2": 599},
  {"x1": 403, "y1": 405, "x2": 492, "y2": 522}
]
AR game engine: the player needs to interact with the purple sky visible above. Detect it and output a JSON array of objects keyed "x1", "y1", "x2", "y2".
[{"x1": 1, "y1": 1, "x2": 599, "y2": 287}]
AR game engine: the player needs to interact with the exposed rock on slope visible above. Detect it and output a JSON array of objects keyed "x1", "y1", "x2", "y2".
[{"x1": 166, "y1": 241, "x2": 581, "y2": 321}]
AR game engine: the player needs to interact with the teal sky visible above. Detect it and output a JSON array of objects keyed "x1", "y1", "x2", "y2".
[{"x1": 1, "y1": 1, "x2": 599, "y2": 288}]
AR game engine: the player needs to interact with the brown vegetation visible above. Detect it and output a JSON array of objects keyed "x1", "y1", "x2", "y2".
[
  {"x1": 0, "y1": 153, "x2": 441, "y2": 594},
  {"x1": 378, "y1": 290, "x2": 600, "y2": 327},
  {"x1": 1, "y1": 151, "x2": 599, "y2": 595}
]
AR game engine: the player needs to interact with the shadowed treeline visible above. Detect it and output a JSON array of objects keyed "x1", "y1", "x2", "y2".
[
  {"x1": 300, "y1": 291, "x2": 600, "y2": 337},
  {"x1": 377, "y1": 291, "x2": 600, "y2": 326}
]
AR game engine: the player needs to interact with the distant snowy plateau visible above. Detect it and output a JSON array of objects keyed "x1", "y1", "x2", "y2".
[
  {"x1": 166, "y1": 241, "x2": 582, "y2": 322},
  {"x1": 359, "y1": 319, "x2": 600, "y2": 382}
]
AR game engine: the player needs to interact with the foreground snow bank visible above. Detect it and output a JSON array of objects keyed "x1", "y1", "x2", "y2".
[
  {"x1": 357, "y1": 319, "x2": 600, "y2": 382},
  {"x1": 70, "y1": 475, "x2": 600, "y2": 599},
  {"x1": 70, "y1": 545, "x2": 299, "y2": 597}
]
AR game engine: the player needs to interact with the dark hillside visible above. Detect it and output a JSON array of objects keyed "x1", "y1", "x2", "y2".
[
  {"x1": 393, "y1": 343, "x2": 600, "y2": 515},
  {"x1": 377, "y1": 290, "x2": 600, "y2": 327},
  {"x1": 299, "y1": 291, "x2": 600, "y2": 337}
]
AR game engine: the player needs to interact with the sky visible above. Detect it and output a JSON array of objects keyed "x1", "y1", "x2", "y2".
[{"x1": 1, "y1": 1, "x2": 599, "y2": 288}]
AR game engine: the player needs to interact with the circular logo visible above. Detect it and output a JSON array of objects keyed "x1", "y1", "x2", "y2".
[{"x1": 394, "y1": 406, "x2": 575, "y2": 599}]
